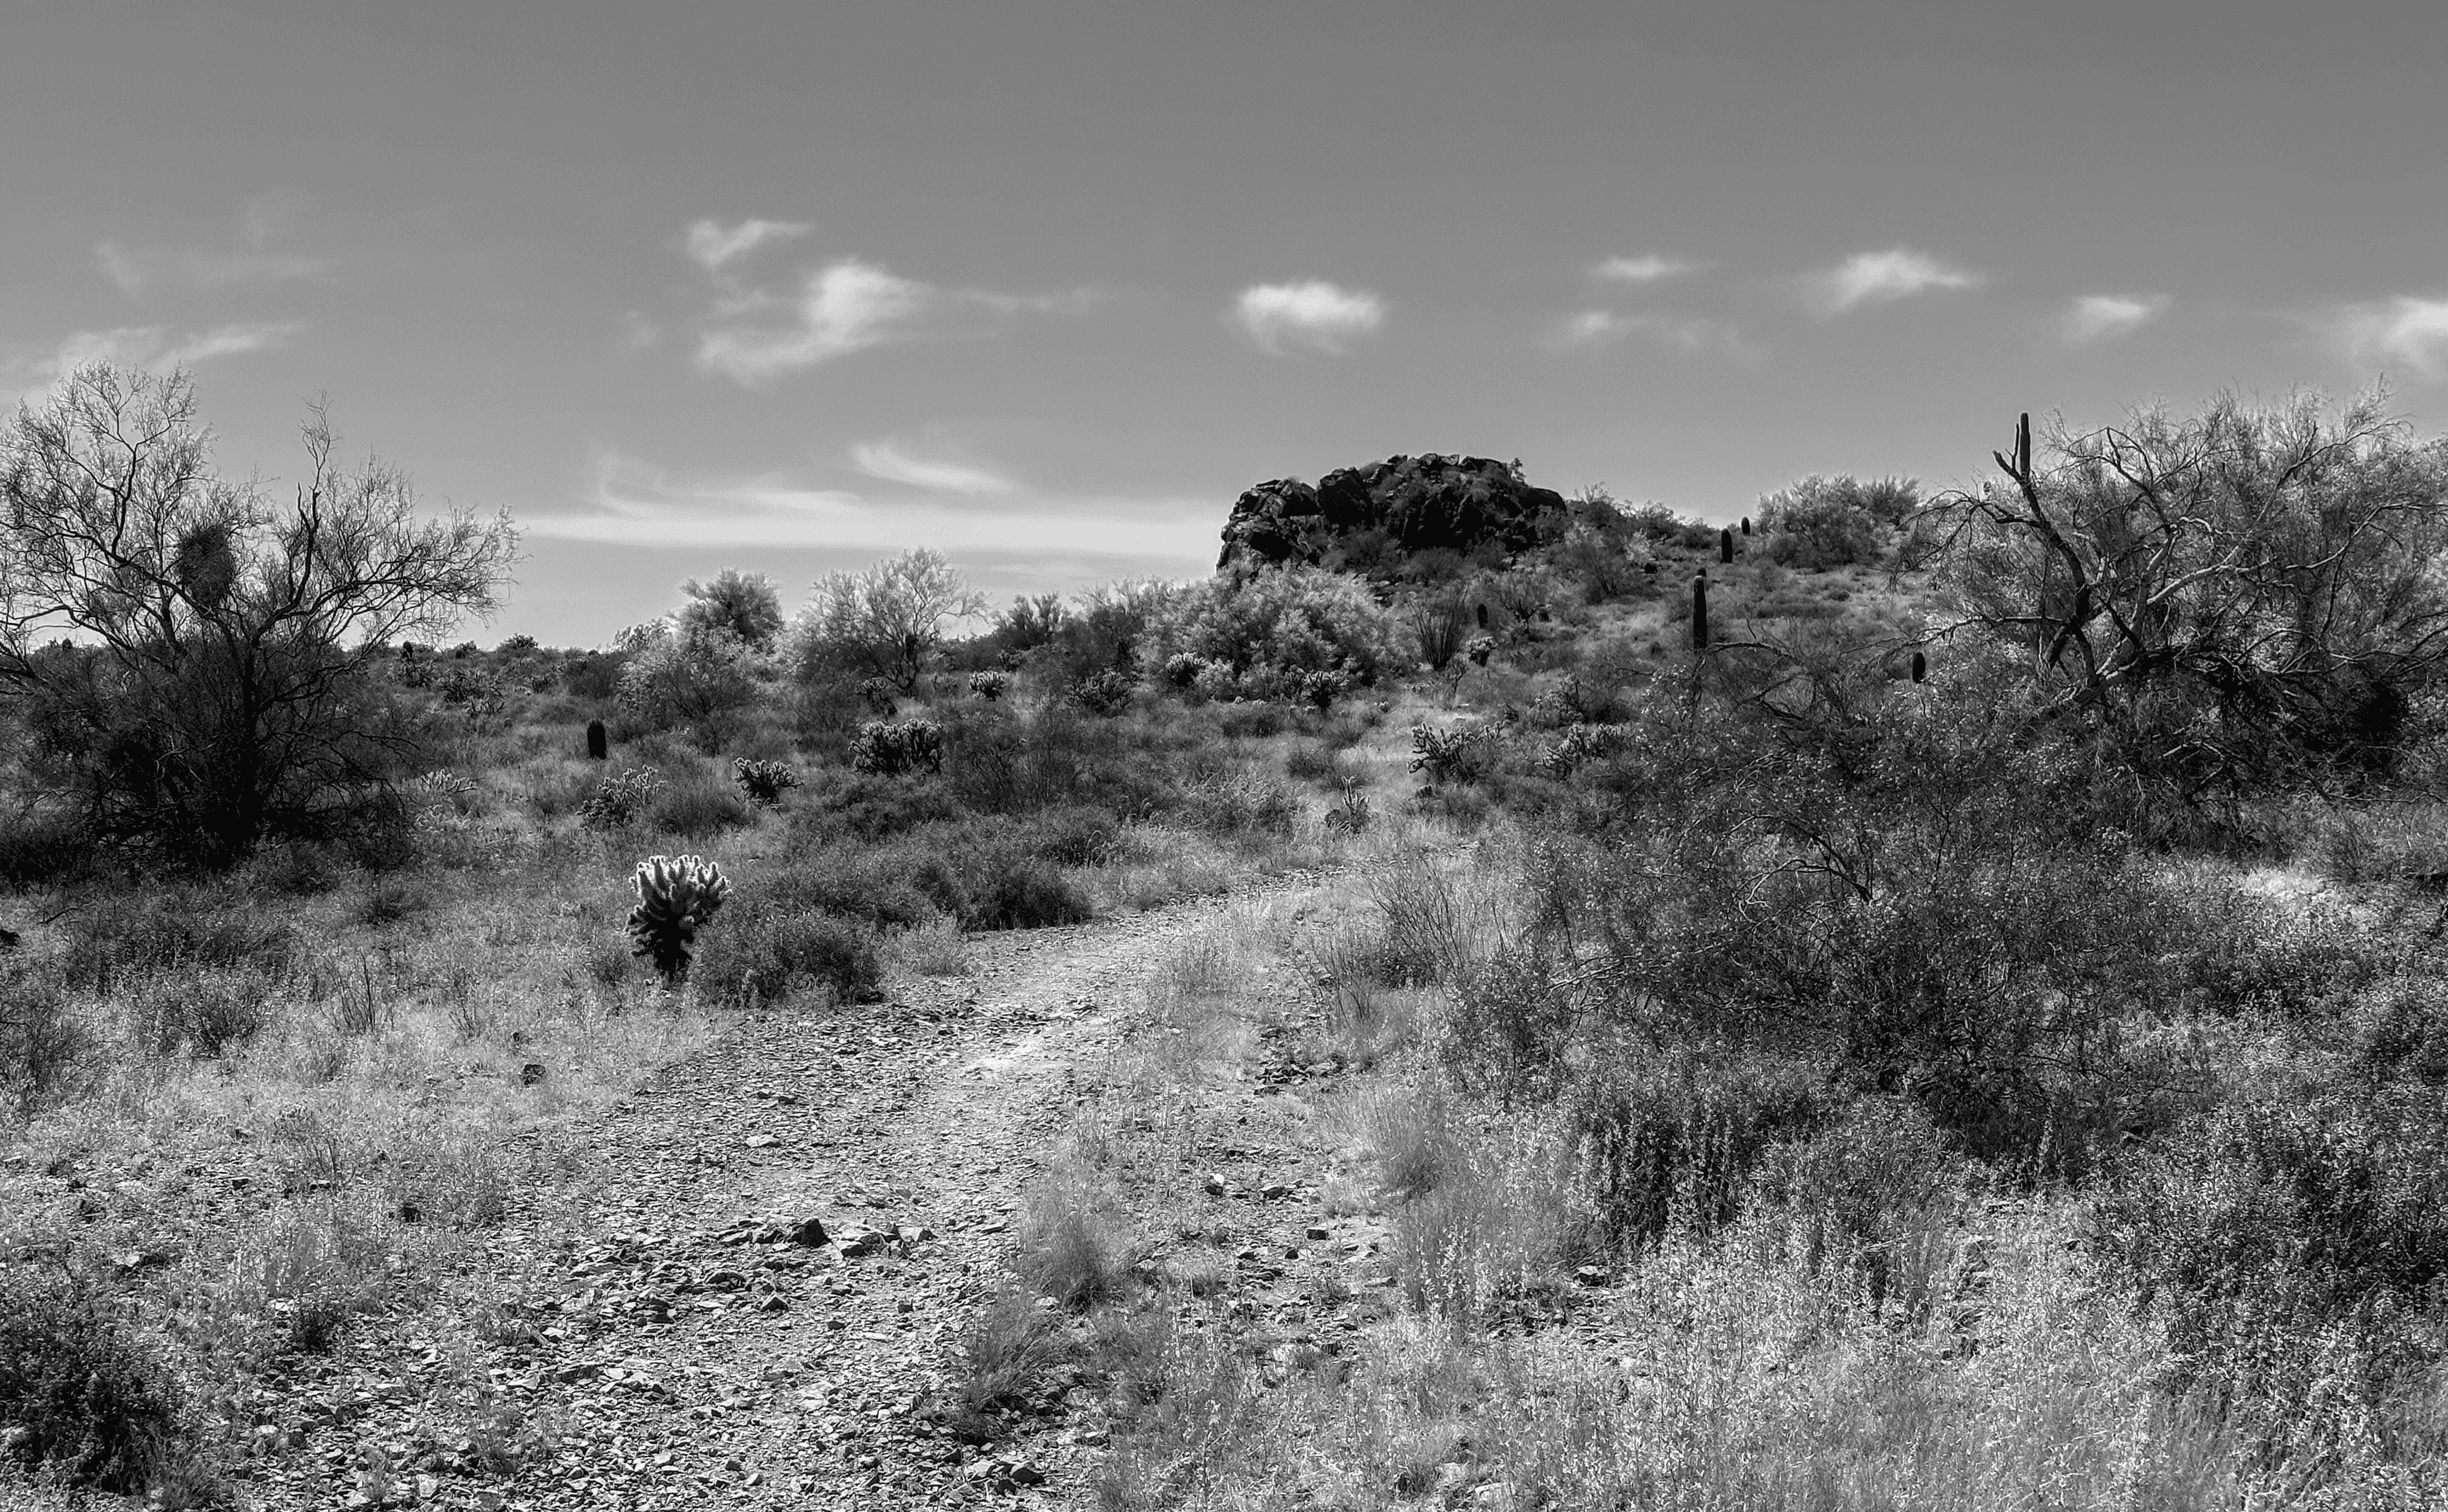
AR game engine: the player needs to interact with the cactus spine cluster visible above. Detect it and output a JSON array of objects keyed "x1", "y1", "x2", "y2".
[{"x1": 627, "y1": 853, "x2": 731, "y2": 985}]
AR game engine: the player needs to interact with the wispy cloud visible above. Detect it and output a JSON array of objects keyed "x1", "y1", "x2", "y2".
[
  {"x1": 852, "y1": 439, "x2": 1012, "y2": 496},
  {"x1": 1232, "y1": 280, "x2": 1386, "y2": 356},
  {"x1": 1803, "y1": 247, "x2": 1982, "y2": 316},
  {"x1": 2060, "y1": 294, "x2": 2168, "y2": 345},
  {"x1": 693, "y1": 256, "x2": 1094, "y2": 385},
  {"x1": 97, "y1": 241, "x2": 332, "y2": 297},
  {"x1": 519, "y1": 451, "x2": 1213, "y2": 559},
  {"x1": 2326, "y1": 296, "x2": 2448, "y2": 380},
  {"x1": 43, "y1": 321, "x2": 299, "y2": 376},
  {"x1": 1592, "y1": 255, "x2": 1697, "y2": 284},
  {"x1": 1554, "y1": 309, "x2": 1747, "y2": 357},
  {"x1": 684, "y1": 217, "x2": 813, "y2": 270}
]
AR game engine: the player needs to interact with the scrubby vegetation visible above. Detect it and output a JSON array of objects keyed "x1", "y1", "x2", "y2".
[{"x1": 6, "y1": 363, "x2": 2447, "y2": 1505}]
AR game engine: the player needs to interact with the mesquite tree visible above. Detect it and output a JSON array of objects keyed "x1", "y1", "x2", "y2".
[
  {"x1": 0, "y1": 363, "x2": 518, "y2": 864},
  {"x1": 1924, "y1": 392, "x2": 2448, "y2": 789}
]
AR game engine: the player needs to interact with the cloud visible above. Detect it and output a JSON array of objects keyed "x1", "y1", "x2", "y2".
[
  {"x1": 1232, "y1": 280, "x2": 1386, "y2": 356},
  {"x1": 1804, "y1": 247, "x2": 1982, "y2": 316},
  {"x1": 1592, "y1": 255, "x2": 1697, "y2": 284},
  {"x1": 95, "y1": 241, "x2": 331, "y2": 296},
  {"x1": 852, "y1": 440, "x2": 1012, "y2": 496},
  {"x1": 43, "y1": 321, "x2": 299, "y2": 376},
  {"x1": 684, "y1": 218, "x2": 813, "y2": 270},
  {"x1": 518, "y1": 451, "x2": 1214, "y2": 560},
  {"x1": 2327, "y1": 297, "x2": 2448, "y2": 380},
  {"x1": 2060, "y1": 294, "x2": 2168, "y2": 345},
  {"x1": 693, "y1": 257, "x2": 1094, "y2": 384},
  {"x1": 1554, "y1": 309, "x2": 1747, "y2": 356}
]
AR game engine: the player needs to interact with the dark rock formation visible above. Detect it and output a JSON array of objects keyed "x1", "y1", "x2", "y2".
[{"x1": 1217, "y1": 454, "x2": 1568, "y2": 574}]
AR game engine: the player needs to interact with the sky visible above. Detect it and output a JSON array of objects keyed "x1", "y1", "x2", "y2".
[{"x1": 3, "y1": 0, "x2": 2445, "y2": 646}]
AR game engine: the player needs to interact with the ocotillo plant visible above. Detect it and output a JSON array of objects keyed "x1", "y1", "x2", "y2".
[
  {"x1": 627, "y1": 854, "x2": 731, "y2": 986},
  {"x1": 1719, "y1": 527, "x2": 1735, "y2": 563},
  {"x1": 586, "y1": 719, "x2": 609, "y2": 760},
  {"x1": 1691, "y1": 572, "x2": 1710, "y2": 651}
]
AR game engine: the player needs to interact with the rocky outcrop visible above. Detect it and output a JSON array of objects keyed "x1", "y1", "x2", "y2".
[{"x1": 1217, "y1": 454, "x2": 1568, "y2": 574}]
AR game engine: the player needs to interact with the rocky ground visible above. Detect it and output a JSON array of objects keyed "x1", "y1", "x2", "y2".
[{"x1": 183, "y1": 875, "x2": 1371, "y2": 1512}]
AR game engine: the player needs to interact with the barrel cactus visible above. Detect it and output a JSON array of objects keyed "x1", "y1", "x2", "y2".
[{"x1": 627, "y1": 854, "x2": 731, "y2": 985}]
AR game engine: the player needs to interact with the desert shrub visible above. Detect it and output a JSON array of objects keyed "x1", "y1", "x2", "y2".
[
  {"x1": 128, "y1": 968, "x2": 269, "y2": 1059},
  {"x1": 954, "y1": 1289, "x2": 1072, "y2": 1438},
  {"x1": 1017, "y1": 1175, "x2": 1136, "y2": 1309},
  {"x1": 941, "y1": 702, "x2": 1176, "y2": 819},
  {"x1": 1023, "y1": 806, "x2": 1125, "y2": 866},
  {"x1": 576, "y1": 765, "x2": 664, "y2": 830},
  {"x1": 0, "y1": 1271, "x2": 187, "y2": 1493},
  {"x1": 1, "y1": 974, "x2": 95, "y2": 1120},
  {"x1": 794, "y1": 771, "x2": 966, "y2": 844},
  {"x1": 677, "y1": 568, "x2": 785, "y2": 651},
  {"x1": 848, "y1": 719, "x2": 944, "y2": 777},
  {"x1": 647, "y1": 769, "x2": 753, "y2": 837},
  {"x1": 60, "y1": 898, "x2": 295, "y2": 994},
  {"x1": 1180, "y1": 768, "x2": 1297, "y2": 840},
  {"x1": 0, "y1": 809, "x2": 88, "y2": 887},
  {"x1": 1564, "y1": 1047, "x2": 1839, "y2": 1250},
  {"x1": 954, "y1": 849, "x2": 1093, "y2": 932},
  {"x1": 1757, "y1": 1097, "x2": 1955, "y2": 1314},
  {"x1": 2094, "y1": 1067, "x2": 2448, "y2": 1467},
  {"x1": 1151, "y1": 565, "x2": 1397, "y2": 694},
  {"x1": 689, "y1": 900, "x2": 883, "y2": 1009},
  {"x1": 792, "y1": 549, "x2": 986, "y2": 690},
  {"x1": 1409, "y1": 588, "x2": 1473, "y2": 672},
  {"x1": 732, "y1": 756, "x2": 800, "y2": 807},
  {"x1": 1756, "y1": 475, "x2": 1914, "y2": 569},
  {"x1": 765, "y1": 850, "x2": 943, "y2": 932},
  {"x1": 614, "y1": 619, "x2": 762, "y2": 746}
]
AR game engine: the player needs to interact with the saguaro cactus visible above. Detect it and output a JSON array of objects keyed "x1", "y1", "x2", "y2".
[
  {"x1": 1719, "y1": 527, "x2": 1735, "y2": 563},
  {"x1": 627, "y1": 854, "x2": 731, "y2": 986},
  {"x1": 1691, "y1": 573, "x2": 1710, "y2": 651},
  {"x1": 586, "y1": 719, "x2": 609, "y2": 760},
  {"x1": 1741, "y1": 516, "x2": 1752, "y2": 537}
]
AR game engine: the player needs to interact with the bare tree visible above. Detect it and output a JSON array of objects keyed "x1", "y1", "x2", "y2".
[
  {"x1": 1923, "y1": 390, "x2": 2448, "y2": 789},
  {"x1": 794, "y1": 548, "x2": 986, "y2": 691},
  {"x1": 0, "y1": 362, "x2": 519, "y2": 864}
]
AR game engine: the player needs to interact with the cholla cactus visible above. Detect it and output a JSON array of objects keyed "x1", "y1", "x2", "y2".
[
  {"x1": 733, "y1": 757, "x2": 800, "y2": 807},
  {"x1": 626, "y1": 854, "x2": 731, "y2": 985},
  {"x1": 847, "y1": 719, "x2": 944, "y2": 777},
  {"x1": 968, "y1": 669, "x2": 1011, "y2": 701}
]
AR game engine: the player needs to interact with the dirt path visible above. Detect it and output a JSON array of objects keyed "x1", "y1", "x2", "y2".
[{"x1": 277, "y1": 893, "x2": 1240, "y2": 1511}]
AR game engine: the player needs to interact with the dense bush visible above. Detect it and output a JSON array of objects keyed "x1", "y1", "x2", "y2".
[
  {"x1": 690, "y1": 900, "x2": 883, "y2": 1009},
  {"x1": 1150, "y1": 566, "x2": 1396, "y2": 700},
  {"x1": 1754, "y1": 475, "x2": 1915, "y2": 569},
  {"x1": 615, "y1": 620, "x2": 762, "y2": 747},
  {"x1": 1, "y1": 973, "x2": 95, "y2": 1120},
  {"x1": 2095, "y1": 1064, "x2": 2448, "y2": 1464},
  {"x1": 0, "y1": 1272, "x2": 188, "y2": 1493}
]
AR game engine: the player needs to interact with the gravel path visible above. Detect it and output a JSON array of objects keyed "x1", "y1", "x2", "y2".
[{"x1": 235, "y1": 894, "x2": 1236, "y2": 1511}]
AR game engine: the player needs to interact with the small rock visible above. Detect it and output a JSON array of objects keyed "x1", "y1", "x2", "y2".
[
  {"x1": 788, "y1": 1216, "x2": 830, "y2": 1248},
  {"x1": 1572, "y1": 1265, "x2": 1609, "y2": 1287},
  {"x1": 518, "y1": 1062, "x2": 547, "y2": 1087},
  {"x1": 1261, "y1": 1182, "x2": 1292, "y2": 1200},
  {"x1": 1201, "y1": 1173, "x2": 1227, "y2": 1197},
  {"x1": 1303, "y1": 1225, "x2": 1331, "y2": 1242},
  {"x1": 745, "y1": 1135, "x2": 779, "y2": 1150},
  {"x1": 416, "y1": 1473, "x2": 439, "y2": 1501}
]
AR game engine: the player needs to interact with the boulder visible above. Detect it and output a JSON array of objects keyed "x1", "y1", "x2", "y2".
[{"x1": 1217, "y1": 454, "x2": 1568, "y2": 575}]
